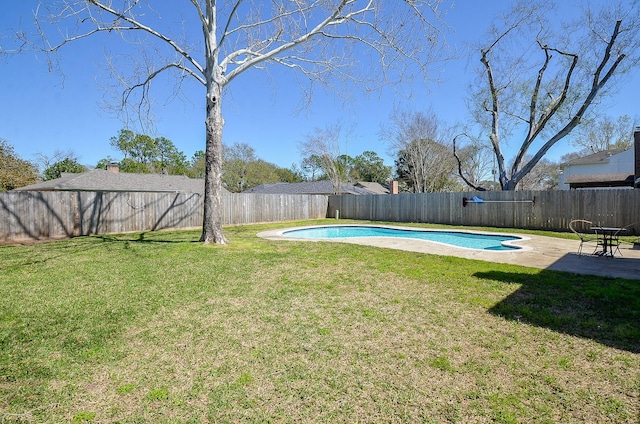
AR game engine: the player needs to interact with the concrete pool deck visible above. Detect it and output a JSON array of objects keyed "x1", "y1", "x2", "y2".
[{"x1": 259, "y1": 226, "x2": 640, "y2": 280}]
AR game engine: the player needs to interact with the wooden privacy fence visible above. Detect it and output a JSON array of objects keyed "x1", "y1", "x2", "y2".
[
  {"x1": 329, "y1": 190, "x2": 640, "y2": 235},
  {"x1": 0, "y1": 191, "x2": 329, "y2": 243},
  {"x1": 2, "y1": 189, "x2": 639, "y2": 243}
]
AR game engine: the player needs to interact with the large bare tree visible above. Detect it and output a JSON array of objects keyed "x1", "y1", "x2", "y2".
[
  {"x1": 11, "y1": 0, "x2": 448, "y2": 244},
  {"x1": 463, "y1": 0, "x2": 640, "y2": 191},
  {"x1": 299, "y1": 124, "x2": 350, "y2": 194},
  {"x1": 382, "y1": 110, "x2": 456, "y2": 193}
]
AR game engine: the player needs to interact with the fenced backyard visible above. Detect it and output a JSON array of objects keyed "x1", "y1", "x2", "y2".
[{"x1": 1, "y1": 189, "x2": 639, "y2": 243}]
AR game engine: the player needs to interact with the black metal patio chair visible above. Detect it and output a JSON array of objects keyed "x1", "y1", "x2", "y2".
[{"x1": 612, "y1": 222, "x2": 640, "y2": 257}]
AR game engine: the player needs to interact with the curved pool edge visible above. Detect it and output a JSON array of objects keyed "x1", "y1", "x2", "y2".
[{"x1": 257, "y1": 224, "x2": 533, "y2": 253}]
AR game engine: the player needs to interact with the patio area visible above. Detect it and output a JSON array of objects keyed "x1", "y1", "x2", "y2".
[{"x1": 451, "y1": 233, "x2": 640, "y2": 280}]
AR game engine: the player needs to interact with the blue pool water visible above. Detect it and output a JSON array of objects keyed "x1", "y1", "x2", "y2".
[{"x1": 283, "y1": 226, "x2": 522, "y2": 251}]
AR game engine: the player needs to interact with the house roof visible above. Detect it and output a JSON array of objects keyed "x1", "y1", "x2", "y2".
[
  {"x1": 353, "y1": 181, "x2": 390, "y2": 194},
  {"x1": 13, "y1": 169, "x2": 207, "y2": 193},
  {"x1": 562, "y1": 148, "x2": 629, "y2": 166},
  {"x1": 563, "y1": 172, "x2": 635, "y2": 188},
  {"x1": 243, "y1": 180, "x2": 381, "y2": 195}
]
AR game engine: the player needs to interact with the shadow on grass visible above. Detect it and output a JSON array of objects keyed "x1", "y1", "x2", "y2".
[
  {"x1": 478, "y1": 269, "x2": 640, "y2": 353},
  {"x1": 96, "y1": 232, "x2": 200, "y2": 244},
  {"x1": 0, "y1": 233, "x2": 200, "y2": 271},
  {"x1": 0, "y1": 237, "x2": 112, "y2": 271}
]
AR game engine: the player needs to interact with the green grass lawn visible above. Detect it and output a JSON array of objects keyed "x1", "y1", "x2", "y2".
[{"x1": 0, "y1": 219, "x2": 638, "y2": 423}]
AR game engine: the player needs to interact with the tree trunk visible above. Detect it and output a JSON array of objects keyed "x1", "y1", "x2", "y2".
[{"x1": 200, "y1": 81, "x2": 229, "y2": 245}]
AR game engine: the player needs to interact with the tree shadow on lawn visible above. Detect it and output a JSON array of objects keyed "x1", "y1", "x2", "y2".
[
  {"x1": 96, "y1": 232, "x2": 200, "y2": 244},
  {"x1": 0, "y1": 236, "x2": 119, "y2": 271},
  {"x1": 1, "y1": 233, "x2": 197, "y2": 270},
  {"x1": 478, "y1": 270, "x2": 640, "y2": 353}
]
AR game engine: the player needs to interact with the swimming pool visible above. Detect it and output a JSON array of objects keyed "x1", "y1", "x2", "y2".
[{"x1": 282, "y1": 225, "x2": 524, "y2": 251}]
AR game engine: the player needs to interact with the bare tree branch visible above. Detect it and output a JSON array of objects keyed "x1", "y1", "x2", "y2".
[
  {"x1": 85, "y1": 0, "x2": 205, "y2": 76},
  {"x1": 383, "y1": 109, "x2": 456, "y2": 193},
  {"x1": 468, "y1": 1, "x2": 639, "y2": 191},
  {"x1": 453, "y1": 134, "x2": 487, "y2": 191},
  {"x1": 511, "y1": 19, "x2": 627, "y2": 187},
  {"x1": 12, "y1": 0, "x2": 449, "y2": 243},
  {"x1": 299, "y1": 123, "x2": 352, "y2": 194},
  {"x1": 512, "y1": 44, "x2": 578, "y2": 173}
]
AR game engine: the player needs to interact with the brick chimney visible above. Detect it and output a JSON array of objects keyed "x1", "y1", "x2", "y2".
[
  {"x1": 106, "y1": 162, "x2": 120, "y2": 173},
  {"x1": 389, "y1": 180, "x2": 399, "y2": 194},
  {"x1": 635, "y1": 127, "x2": 640, "y2": 188}
]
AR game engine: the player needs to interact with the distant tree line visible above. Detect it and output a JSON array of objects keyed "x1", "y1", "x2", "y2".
[
  {"x1": 0, "y1": 129, "x2": 393, "y2": 194},
  {"x1": 2, "y1": 108, "x2": 635, "y2": 194},
  {"x1": 95, "y1": 130, "x2": 396, "y2": 193}
]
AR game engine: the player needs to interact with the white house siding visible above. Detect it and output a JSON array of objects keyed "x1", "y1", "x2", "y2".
[{"x1": 559, "y1": 149, "x2": 634, "y2": 190}]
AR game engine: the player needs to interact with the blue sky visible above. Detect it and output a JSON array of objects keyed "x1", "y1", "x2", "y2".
[{"x1": 1, "y1": 0, "x2": 638, "y2": 171}]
